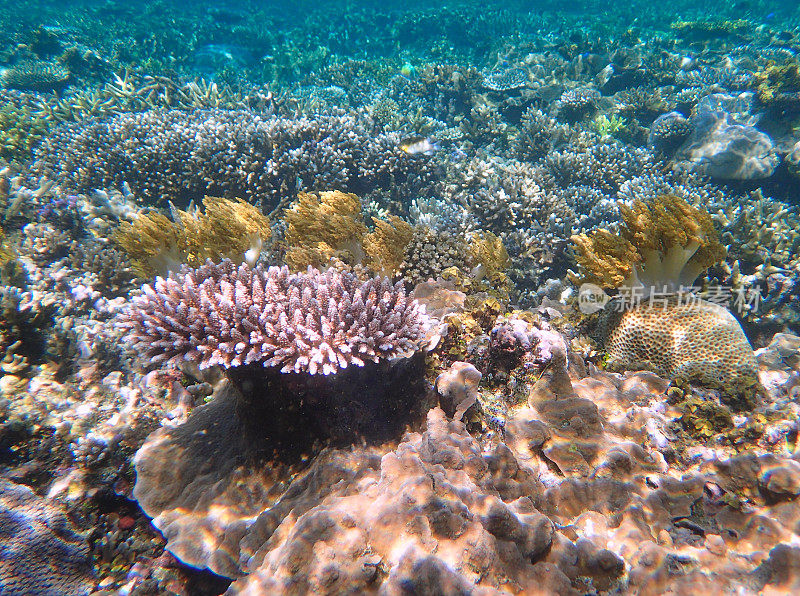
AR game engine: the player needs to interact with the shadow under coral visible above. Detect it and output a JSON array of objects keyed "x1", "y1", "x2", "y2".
[{"x1": 133, "y1": 354, "x2": 432, "y2": 579}]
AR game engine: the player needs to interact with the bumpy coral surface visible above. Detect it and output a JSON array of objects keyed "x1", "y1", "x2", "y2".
[
  {"x1": 131, "y1": 342, "x2": 800, "y2": 594},
  {"x1": 0, "y1": 479, "x2": 93, "y2": 596},
  {"x1": 605, "y1": 299, "x2": 759, "y2": 390},
  {"x1": 121, "y1": 260, "x2": 429, "y2": 375}
]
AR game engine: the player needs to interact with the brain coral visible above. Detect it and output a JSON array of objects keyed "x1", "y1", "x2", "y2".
[
  {"x1": 122, "y1": 259, "x2": 429, "y2": 375},
  {"x1": 0, "y1": 479, "x2": 93, "y2": 596},
  {"x1": 605, "y1": 299, "x2": 759, "y2": 391}
]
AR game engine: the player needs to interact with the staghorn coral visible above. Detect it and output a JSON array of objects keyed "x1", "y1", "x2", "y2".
[
  {"x1": 35, "y1": 72, "x2": 271, "y2": 124},
  {"x1": 34, "y1": 108, "x2": 437, "y2": 209},
  {"x1": 572, "y1": 194, "x2": 725, "y2": 292},
  {"x1": 121, "y1": 259, "x2": 429, "y2": 375},
  {"x1": 590, "y1": 114, "x2": 627, "y2": 138},
  {"x1": 69, "y1": 240, "x2": 138, "y2": 298},
  {"x1": 544, "y1": 138, "x2": 655, "y2": 195},
  {"x1": 615, "y1": 86, "x2": 674, "y2": 126},
  {"x1": 282, "y1": 190, "x2": 367, "y2": 271},
  {"x1": 514, "y1": 107, "x2": 571, "y2": 162},
  {"x1": 20, "y1": 222, "x2": 72, "y2": 264},
  {"x1": 408, "y1": 196, "x2": 474, "y2": 234},
  {"x1": 113, "y1": 195, "x2": 271, "y2": 276}
]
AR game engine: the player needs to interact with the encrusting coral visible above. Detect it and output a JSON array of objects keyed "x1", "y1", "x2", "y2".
[
  {"x1": 572, "y1": 194, "x2": 726, "y2": 293},
  {"x1": 113, "y1": 195, "x2": 271, "y2": 276}
]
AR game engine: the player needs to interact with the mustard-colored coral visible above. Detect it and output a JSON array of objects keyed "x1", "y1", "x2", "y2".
[
  {"x1": 1, "y1": 104, "x2": 50, "y2": 162},
  {"x1": 113, "y1": 196, "x2": 271, "y2": 276},
  {"x1": 753, "y1": 59, "x2": 800, "y2": 105},
  {"x1": 283, "y1": 191, "x2": 368, "y2": 270},
  {"x1": 670, "y1": 19, "x2": 750, "y2": 40},
  {"x1": 572, "y1": 194, "x2": 725, "y2": 291},
  {"x1": 363, "y1": 215, "x2": 413, "y2": 277},
  {"x1": 0, "y1": 227, "x2": 15, "y2": 268},
  {"x1": 467, "y1": 231, "x2": 510, "y2": 279}
]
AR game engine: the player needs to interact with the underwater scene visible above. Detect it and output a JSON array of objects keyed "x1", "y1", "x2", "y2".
[{"x1": 2, "y1": 0, "x2": 800, "y2": 593}]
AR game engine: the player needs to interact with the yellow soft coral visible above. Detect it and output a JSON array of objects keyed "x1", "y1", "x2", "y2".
[
  {"x1": 0, "y1": 226, "x2": 15, "y2": 271},
  {"x1": 114, "y1": 196, "x2": 271, "y2": 276},
  {"x1": 572, "y1": 194, "x2": 725, "y2": 292},
  {"x1": 283, "y1": 191, "x2": 368, "y2": 270},
  {"x1": 363, "y1": 215, "x2": 414, "y2": 277},
  {"x1": 467, "y1": 231, "x2": 510, "y2": 278}
]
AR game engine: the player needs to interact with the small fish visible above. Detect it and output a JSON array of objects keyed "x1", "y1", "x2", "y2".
[
  {"x1": 400, "y1": 62, "x2": 416, "y2": 78},
  {"x1": 399, "y1": 136, "x2": 440, "y2": 156}
]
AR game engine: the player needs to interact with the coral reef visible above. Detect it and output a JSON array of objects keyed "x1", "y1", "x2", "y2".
[
  {"x1": 1, "y1": 60, "x2": 69, "y2": 92},
  {"x1": 0, "y1": 98, "x2": 50, "y2": 162},
  {"x1": 1, "y1": 0, "x2": 800, "y2": 592},
  {"x1": 35, "y1": 109, "x2": 437, "y2": 209},
  {"x1": 482, "y1": 67, "x2": 528, "y2": 92}
]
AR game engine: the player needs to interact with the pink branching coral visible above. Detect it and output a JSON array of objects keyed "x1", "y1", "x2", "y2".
[{"x1": 122, "y1": 259, "x2": 429, "y2": 375}]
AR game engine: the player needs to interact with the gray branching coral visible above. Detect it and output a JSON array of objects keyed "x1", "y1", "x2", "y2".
[{"x1": 122, "y1": 260, "x2": 429, "y2": 375}]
